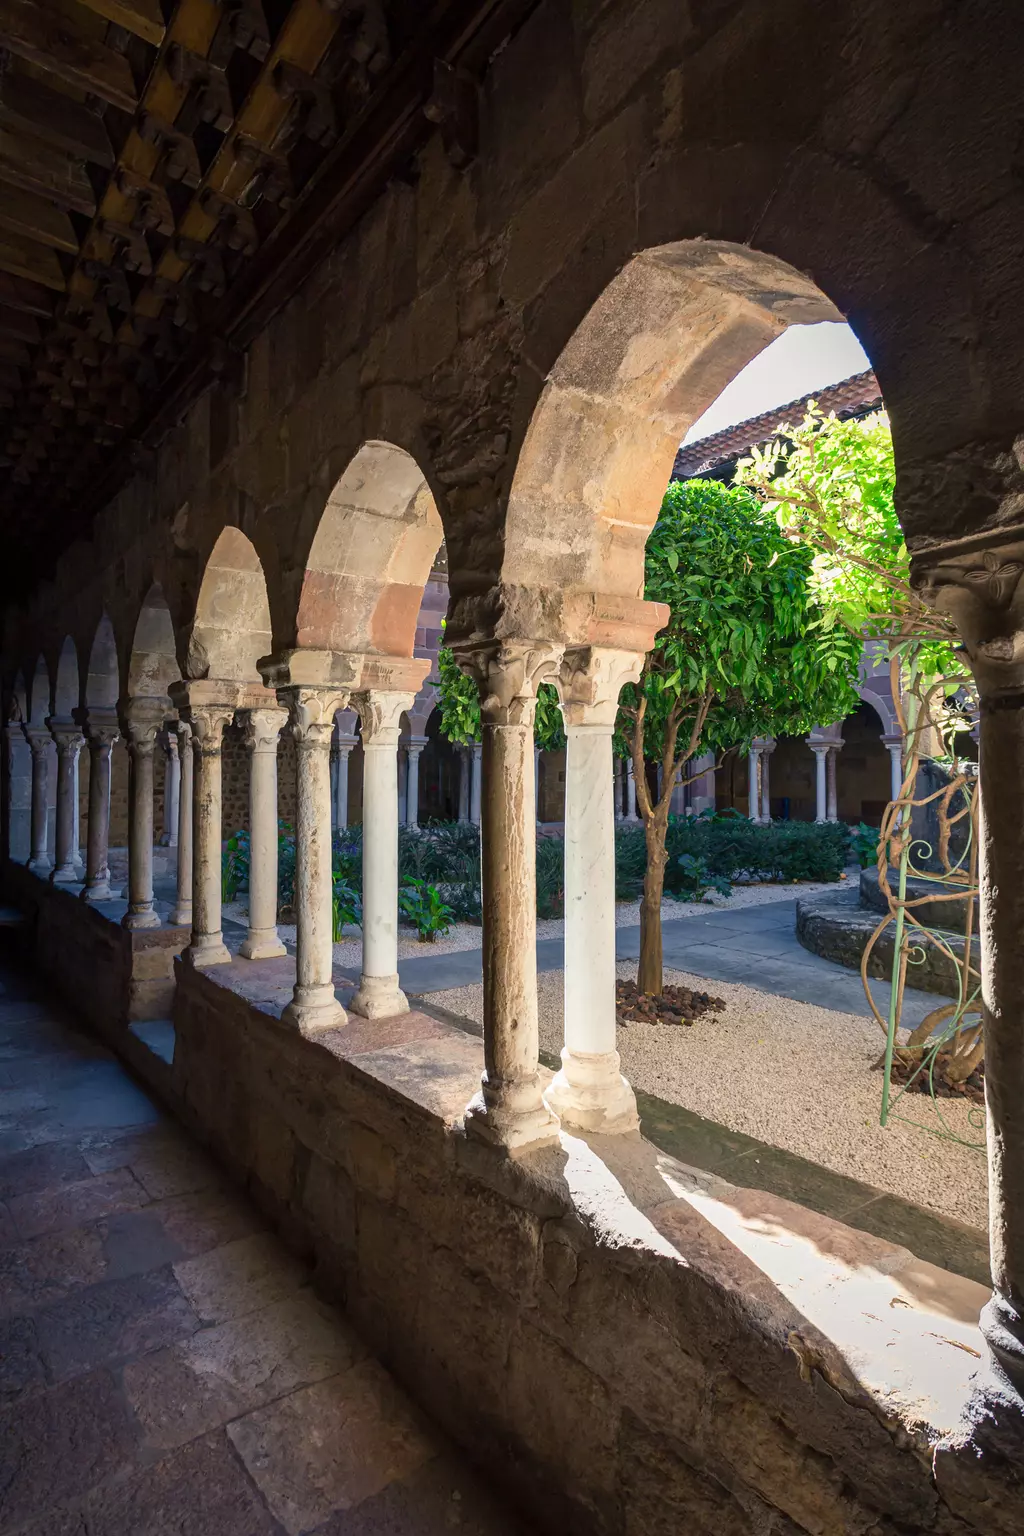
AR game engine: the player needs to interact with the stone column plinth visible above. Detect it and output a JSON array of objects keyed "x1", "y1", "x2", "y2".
[
  {"x1": 24, "y1": 725, "x2": 53, "y2": 875},
  {"x1": 76, "y1": 712, "x2": 118, "y2": 902},
  {"x1": 158, "y1": 728, "x2": 180, "y2": 847},
  {"x1": 406, "y1": 735, "x2": 426, "y2": 829},
  {"x1": 546, "y1": 648, "x2": 643, "y2": 1134},
  {"x1": 452, "y1": 640, "x2": 563, "y2": 1154},
  {"x1": 351, "y1": 691, "x2": 414, "y2": 1020},
  {"x1": 826, "y1": 743, "x2": 841, "y2": 823},
  {"x1": 171, "y1": 721, "x2": 193, "y2": 928},
  {"x1": 174, "y1": 691, "x2": 236, "y2": 967},
  {"x1": 809, "y1": 742, "x2": 829, "y2": 823},
  {"x1": 120, "y1": 704, "x2": 163, "y2": 930},
  {"x1": 278, "y1": 686, "x2": 349, "y2": 1031},
  {"x1": 912, "y1": 538, "x2": 1024, "y2": 1407},
  {"x1": 47, "y1": 722, "x2": 84, "y2": 884},
  {"x1": 238, "y1": 706, "x2": 287, "y2": 961}
]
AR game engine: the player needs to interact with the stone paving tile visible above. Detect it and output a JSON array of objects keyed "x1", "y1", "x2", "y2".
[
  {"x1": 0, "y1": 1141, "x2": 90, "y2": 1203},
  {"x1": 228, "y1": 1358, "x2": 441, "y2": 1536},
  {"x1": 35, "y1": 1263, "x2": 200, "y2": 1381},
  {"x1": 146, "y1": 1182, "x2": 264, "y2": 1259},
  {"x1": 0, "y1": 1202, "x2": 14, "y2": 1244},
  {"x1": 126, "y1": 1290, "x2": 368, "y2": 1450},
  {"x1": 0, "y1": 1223, "x2": 108, "y2": 1316},
  {"x1": 174, "y1": 1230, "x2": 307, "y2": 1325},
  {"x1": 311, "y1": 1452, "x2": 531, "y2": 1536},
  {"x1": 0, "y1": 1313, "x2": 46, "y2": 1406},
  {"x1": 0, "y1": 1368, "x2": 140, "y2": 1531},
  {"x1": 7, "y1": 1165, "x2": 148, "y2": 1241}
]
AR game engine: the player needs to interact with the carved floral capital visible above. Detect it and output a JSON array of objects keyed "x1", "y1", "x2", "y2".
[
  {"x1": 354, "y1": 690, "x2": 415, "y2": 746},
  {"x1": 910, "y1": 537, "x2": 1024, "y2": 697},
  {"x1": 557, "y1": 646, "x2": 645, "y2": 728},
  {"x1": 279, "y1": 685, "x2": 350, "y2": 750},
  {"x1": 450, "y1": 639, "x2": 563, "y2": 728},
  {"x1": 238, "y1": 706, "x2": 288, "y2": 754}
]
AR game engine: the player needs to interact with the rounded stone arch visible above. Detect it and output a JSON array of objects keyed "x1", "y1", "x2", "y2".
[
  {"x1": 293, "y1": 441, "x2": 445, "y2": 657},
  {"x1": 186, "y1": 527, "x2": 273, "y2": 683},
  {"x1": 52, "y1": 637, "x2": 80, "y2": 722},
  {"x1": 84, "y1": 613, "x2": 120, "y2": 710},
  {"x1": 494, "y1": 241, "x2": 843, "y2": 643},
  {"x1": 28, "y1": 654, "x2": 51, "y2": 726},
  {"x1": 127, "y1": 584, "x2": 181, "y2": 702},
  {"x1": 856, "y1": 685, "x2": 898, "y2": 739}
]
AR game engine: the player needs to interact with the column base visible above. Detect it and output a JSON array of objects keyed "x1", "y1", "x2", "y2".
[
  {"x1": 183, "y1": 935, "x2": 232, "y2": 967},
  {"x1": 50, "y1": 863, "x2": 80, "y2": 886},
  {"x1": 170, "y1": 904, "x2": 192, "y2": 929},
  {"x1": 349, "y1": 973, "x2": 409, "y2": 1020},
  {"x1": 281, "y1": 983, "x2": 346, "y2": 1032},
  {"x1": 544, "y1": 1047, "x2": 639, "y2": 1135},
  {"x1": 28, "y1": 859, "x2": 52, "y2": 877},
  {"x1": 80, "y1": 880, "x2": 112, "y2": 904},
  {"x1": 122, "y1": 906, "x2": 161, "y2": 931},
  {"x1": 981, "y1": 1295, "x2": 1024, "y2": 1404},
  {"x1": 464, "y1": 1074, "x2": 561, "y2": 1156},
  {"x1": 239, "y1": 929, "x2": 287, "y2": 961}
]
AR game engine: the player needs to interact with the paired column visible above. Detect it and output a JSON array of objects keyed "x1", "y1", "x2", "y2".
[
  {"x1": 826, "y1": 743, "x2": 841, "y2": 822},
  {"x1": 120, "y1": 705, "x2": 163, "y2": 930},
  {"x1": 48, "y1": 722, "x2": 84, "y2": 884},
  {"x1": 278, "y1": 686, "x2": 348, "y2": 1030},
  {"x1": 24, "y1": 726, "x2": 52, "y2": 875},
  {"x1": 351, "y1": 691, "x2": 413, "y2": 1020},
  {"x1": 182, "y1": 701, "x2": 235, "y2": 966},
  {"x1": 453, "y1": 641, "x2": 561, "y2": 1153},
  {"x1": 171, "y1": 721, "x2": 194, "y2": 928},
  {"x1": 809, "y1": 742, "x2": 829, "y2": 823},
  {"x1": 546, "y1": 648, "x2": 642, "y2": 1134},
  {"x1": 158, "y1": 728, "x2": 180, "y2": 847},
  {"x1": 77, "y1": 713, "x2": 118, "y2": 902},
  {"x1": 238, "y1": 707, "x2": 287, "y2": 960},
  {"x1": 406, "y1": 734, "x2": 426, "y2": 829}
]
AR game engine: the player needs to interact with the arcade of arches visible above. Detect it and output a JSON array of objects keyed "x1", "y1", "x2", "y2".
[{"x1": 3, "y1": 2, "x2": 1024, "y2": 1531}]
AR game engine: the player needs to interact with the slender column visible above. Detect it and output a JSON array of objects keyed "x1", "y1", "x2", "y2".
[
  {"x1": 458, "y1": 749, "x2": 471, "y2": 822},
  {"x1": 330, "y1": 747, "x2": 340, "y2": 831},
  {"x1": 183, "y1": 703, "x2": 234, "y2": 965},
  {"x1": 912, "y1": 540, "x2": 1024, "y2": 1402},
  {"x1": 397, "y1": 746, "x2": 408, "y2": 827},
  {"x1": 535, "y1": 746, "x2": 542, "y2": 823},
  {"x1": 406, "y1": 736, "x2": 425, "y2": 829},
  {"x1": 757, "y1": 737, "x2": 775, "y2": 824},
  {"x1": 71, "y1": 749, "x2": 83, "y2": 878},
  {"x1": 171, "y1": 721, "x2": 194, "y2": 928},
  {"x1": 809, "y1": 742, "x2": 828, "y2": 823},
  {"x1": 883, "y1": 734, "x2": 904, "y2": 803},
  {"x1": 470, "y1": 743, "x2": 482, "y2": 825},
  {"x1": 3, "y1": 714, "x2": 31, "y2": 864},
  {"x1": 452, "y1": 640, "x2": 562, "y2": 1153},
  {"x1": 77, "y1": 715, "x2": 118, "y2": 902},
  {"x1": 614, "y1": 757, "x2": 624, "y2": 821},
  {"x1": 279, "y1": 686, "x2": 348, "y2": 1030},
  {"x1": 546, "y1": 648, "x2": 643, "y2": 1133},
  {"x1": 747, "y1": 745, "x2": 762, "y2": 823},
  {"x1": 48, "y1": 723, "x2": 84, "y2": 883},
  {"x1": 238, "y1": 706, "x2": 287, "y2": 960},
  {"x1": 626, "y1": 758, "x2": 639, "y2": 821},
  {"x1": 826, "y1": 743, "x2": 841, "y2": 822},
  {"x1": 158, "y1": 729, "x2": 180, "y2": 847},
  {"x1": 24, "y1": 726, "x2": 52, "y2": 874},
  {"x1": 120, "y1": 706, "x2": 162, "y2": 930},
  {"x1": 335, "y1": 740, "x2": 353, "y2": 830},
  {"x1": 350, "y1": 691, "x2": 414, "y2": 1020}
]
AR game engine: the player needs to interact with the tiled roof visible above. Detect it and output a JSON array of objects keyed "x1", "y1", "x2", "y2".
[{"x1": 671, "y1": 368, "x2": 882, "y2": 481}]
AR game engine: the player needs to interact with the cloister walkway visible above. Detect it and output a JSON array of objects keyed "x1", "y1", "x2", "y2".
[{"x1": 0, "y1": 955, "x2": 531, "y2": 1536}]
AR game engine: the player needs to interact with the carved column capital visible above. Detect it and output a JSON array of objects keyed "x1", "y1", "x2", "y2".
[
  {"x1": 911, "y1": 537, "x2": 1024, "y2": 698},
  {"x1": 354, "y1": 690, "x2": 415, "y2": 746},
  {"x1": 185, "y1": 704, "x2": 235, "y2": 755},
  {"x1": 75, "y1": 708, "x2": 120, "y2": 750},
  {"x1": 49, "y1": 724, "x2": 85, "y2": 759},
  {"x1": 557, "y1": 646, "x2": 645, "y2": 729},
  {"x1": 238, "y1": 706, "x2": 288, "y2": 754},
  {"x1": 450, "y1": 639, "x2": 563, "y2": 727},
  {"x1": 23, "y1": 725, "x2": 52, "y2": 760},
  {"x1": 280, "y1": 686, "x2": 350, "y2": 751}
]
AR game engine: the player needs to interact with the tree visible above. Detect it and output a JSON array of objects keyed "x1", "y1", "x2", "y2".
[{"x1": 622, "y1": 477, "x2": 861, "y2": 996}]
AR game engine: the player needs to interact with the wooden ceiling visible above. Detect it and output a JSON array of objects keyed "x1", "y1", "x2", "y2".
[{"x1": 0, "y1": 0, "x2": 532, "y2": 596}]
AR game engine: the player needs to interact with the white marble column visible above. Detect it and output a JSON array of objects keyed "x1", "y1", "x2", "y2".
[
  {"x1": 120, "y1": 704, "x2": 163, "y2": 931},
  {"x1": 24, "y1": 726, "x2": 52, "y2": 875},
  {"x1": 453, "y1": 640, "x2": 562, "y2": 1153},
  {"x1": 158, "y1": 728, "x2": 180, "y2": 847},
  {"x1": 614, "y1": 757, "x2": 624, "y2": 821},
  {"x1": 334, "y1": 711, "x2": 357, "y2": 832},
  {"x1": 747, "y1": 744, "x2": 762, "y2": 823},
  {"x1": 351, "y1": 691, "x2": 414, "y2": 1020},
  {"x1": 534, "y1": 746, "x2": 542, "y2": 824},
  {"x1": 826, "y1": 743, "x2": 841, "y2": 823},
  {"x1": 239, "y1": 706, "x2": 287, "y2": 960},
  {"x1": 884, "y1": 734, "x2": 904, "y2": 803},
  {"x1": 470, "y1": 743, "x2": 482, "y2": 826},
  {"x1": 78, "y1": 713, "x2": 118, "y2": 902},
  {"x1": 458, "y1": 748, "x2": 471, "y2": 823},
  {"x1": 397, "y1": 746, "x2": 408, "y2": 827},
  {"x1": 626, "y1": 758, "x2": 639, "y2": 821},
  {"x1": 406, "y1": 735, "x2": 425, "y2": 829},
  {"x1": 48, "y1": 722, "x2": 84, "y2": 884},
  {"x1": 278, "y1": 686, "x2": 348, "y2": 1030},
  {"x1": 171, "y1": 720, "x2": 193, "y2": 928},
  {"x1": 546, "y1": 648, "x2": 642, "y2": 1133},
  {"x1": 181, "y1": 700, "x2": 235, "y2": 966},
  {"x1": 809, "y1": 742, "x2": 829, "y2": 823},
  {"x1": 756, "y1": 736, "x2": 775, "y2": 824}
]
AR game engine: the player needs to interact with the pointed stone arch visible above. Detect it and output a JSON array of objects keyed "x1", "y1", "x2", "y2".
[
  {"x1": 29, "y1": 654, "x2": 51, "y2": 726},
  {"x1": 188, "y1": 527, "x2": 273, "y2": 683},
  {"x1": 85, "y1": 614, "x2": 120, "y2": 710},
  {"x1": 53, "y1": 637, "x2": 80, "y2": 721},
  {"x1": 127, "y1": 584, "x2": 180, "y2": 703}
]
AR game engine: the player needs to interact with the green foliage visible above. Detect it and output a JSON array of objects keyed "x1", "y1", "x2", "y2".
[
  {"x1": 436, "y1": 646, "x2": 565, "y2": 750},
  {"x1": 675, "y1": 853, "x2": 731, "y2": 902},
  {"x1": 535, "y1": 835, "x2": 565, "y2": 919},
  {"x1": 277, "y1": 822, "x2": 296, "y2": 911},
  {"x1": 398, "y1": 878, "x2": 454, "y2": 942},
  {"x1": 851, "y1": 821, "x2": 880, "y2": 871},
  {"x1": 613, "y1": 816, "x2": 850, "y2": 901},
  {"x1": 613, "y1": 824, "x2": 648, "y2": 901},
  {"x1": 331, "y1": 876, "x2": 361, "y2": 941},
  {"x1": 222, "y1": 830, "x2": 249, "y2": 903}
]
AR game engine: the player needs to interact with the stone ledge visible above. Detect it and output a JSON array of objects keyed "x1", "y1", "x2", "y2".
[{"x1": 796, "y1": 887, "x2": 977, "y2": 996}]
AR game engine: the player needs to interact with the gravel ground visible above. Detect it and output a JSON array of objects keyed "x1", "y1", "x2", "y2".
[{"x1": 426, "y1": 962, "x2": 988, "y2": 1230}]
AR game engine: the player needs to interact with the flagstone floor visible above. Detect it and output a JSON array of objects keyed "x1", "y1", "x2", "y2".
[{"x1": 0, "y1": 956, "x2": 532, "y2": 1536}]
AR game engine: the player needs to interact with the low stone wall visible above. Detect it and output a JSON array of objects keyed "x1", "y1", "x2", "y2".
[{"x1": 796, "y1": 887, "x2": 977, "y2": 996}]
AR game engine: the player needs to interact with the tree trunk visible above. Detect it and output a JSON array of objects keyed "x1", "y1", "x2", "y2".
[{"x1": 638, "y1": 812, "x2": 669, "y2": 995}]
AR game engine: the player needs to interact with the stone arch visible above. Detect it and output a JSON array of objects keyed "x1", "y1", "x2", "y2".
[
  {"x1": 29, "y1": 654, "x2": 50, "y2": 726},
  {"x1": 127, "y1": 584, "x2": 180, "y2": 702},
  {"x1": 295, "y1": 441, "x2": 444, "y2": 657},
  {"x1": 497, "y1": 240, "x2": 842, "y2": 644},
  {"x1": 8, "y1": 669, "x2": 27, "y2": 723},
  {"x1": 187, "y1": 527, "x2": 273, "y2": 682},
  {"x1": 856, "y1": 684, "x2": 897, "y2": 739},
  {"x1": 52, "y1": 637, "x2": 79, "y2": 722},
  {"x1": 85, "y1": 614, "x2": 120, "y2": 710}
]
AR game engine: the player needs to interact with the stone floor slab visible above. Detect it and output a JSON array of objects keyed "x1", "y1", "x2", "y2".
[
  {"x1": 146, "y1": 1183, "x2": 264, "y2": 1259},
  {"x1": 8, "y1": 1166, "x2": 148, "y2": 1242},
  {"x1": 35, "y1": 1263, "x2": 199, "y2": 1380},
  {"x1": 0, "y1": 1312, "x2": 46, "y2": 1405},
  {"x1": 173, "y1": 1230, "x2": 307, "y2": 1324},
  {"x1": 0, "y1": 1223, "x2": 108, "y2": 1317}
]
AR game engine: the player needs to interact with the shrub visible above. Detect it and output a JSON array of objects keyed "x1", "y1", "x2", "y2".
[
  {"x1": 851, "y1": 821, "x2": 880, "y2": 870},
  {"x1": 399, "y1": 878, "x2": 454, "y2": 942},
  {"x1": 536, "y1": 835, "x2": 564, "y2": 919},
  {"x1": 675, "y1": 852, "x2": 731, "y2": 902},
  {"x1": 614, "y1": 823, "x2": 647, "y2": 902},
  {"x1": 222, "y1": 830, "x2": 249, "y2": 902},
  {"x1": 277, "y1": 822, "x2": 297, "y2": 912},
  {"x1": 331, "y1": 875, "x2": 362, "y2": 941}
]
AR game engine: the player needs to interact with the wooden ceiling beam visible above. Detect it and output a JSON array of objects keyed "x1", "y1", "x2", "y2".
[
  {"x1": 0, "y1": 231, "x2": 67, "y2": 292},
  {"x1": 0, "y1": 0, "x2": 140, "y2": 112},
  {"x1": 0, "y1": 70, "x2": 114, "y2": 169},
  {"x1": 74, "y1": 0, "x2": 165, "y2": 48},
  {"x1": 0, "y1": 127, "x2": 98, "y2": 217},
  {"x1": 0, "y1": 186, "x2": 79, "y2": 255}
]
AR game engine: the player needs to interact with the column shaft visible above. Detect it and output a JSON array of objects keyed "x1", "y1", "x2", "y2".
[
  {"x1": 80, "y1": 727, "x2": 117, "y2": 902},
  {"x1": 171, "y1": 722, "x2": 193, "y2": 927},
  {"x1": 122, "y1": 712, "x2": 161, "y2": 931},
  {"x1": 25, "y1": 729, "x2": 52, "y2": 874},
  {"x1": 185, "y1": 707, "x2": 233, "y2": 965},
  {"x1": 458, "y1": 749, "x2": 470, "y2": 822},
  {"x1": 160, "y1": 732, "x2": 180, "y2": 847},
  {"x1": 747, "y1": 748, "x2": 761, "y2": 822},
  {"x1": 811, "y1": 745, "x2": 828, "y2": 822},
  {"x1": 406, "y1": 743, "x2": 422, "y2": 829},
  {"x1": 50, "y1": 729, "x2": 83, "y2": 883},
  {"x1": 826, "y1": 746, "x2": 840, "y2": 822},
  {"x1": 351, "y1": 692, "x2": 412, "y2": 1020},
  {"x1": 239, "y1": 708, "x2": 286, "y2": 960},
  {"x1": 626, "y1": 759, "x2": 639, "y2": 821},
  {"x1": 335, "y1": 747, "x2": 351, "y2": 830},
  {"x1": 470, "y1": 744, "x2": 482, "y2": 825}
]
